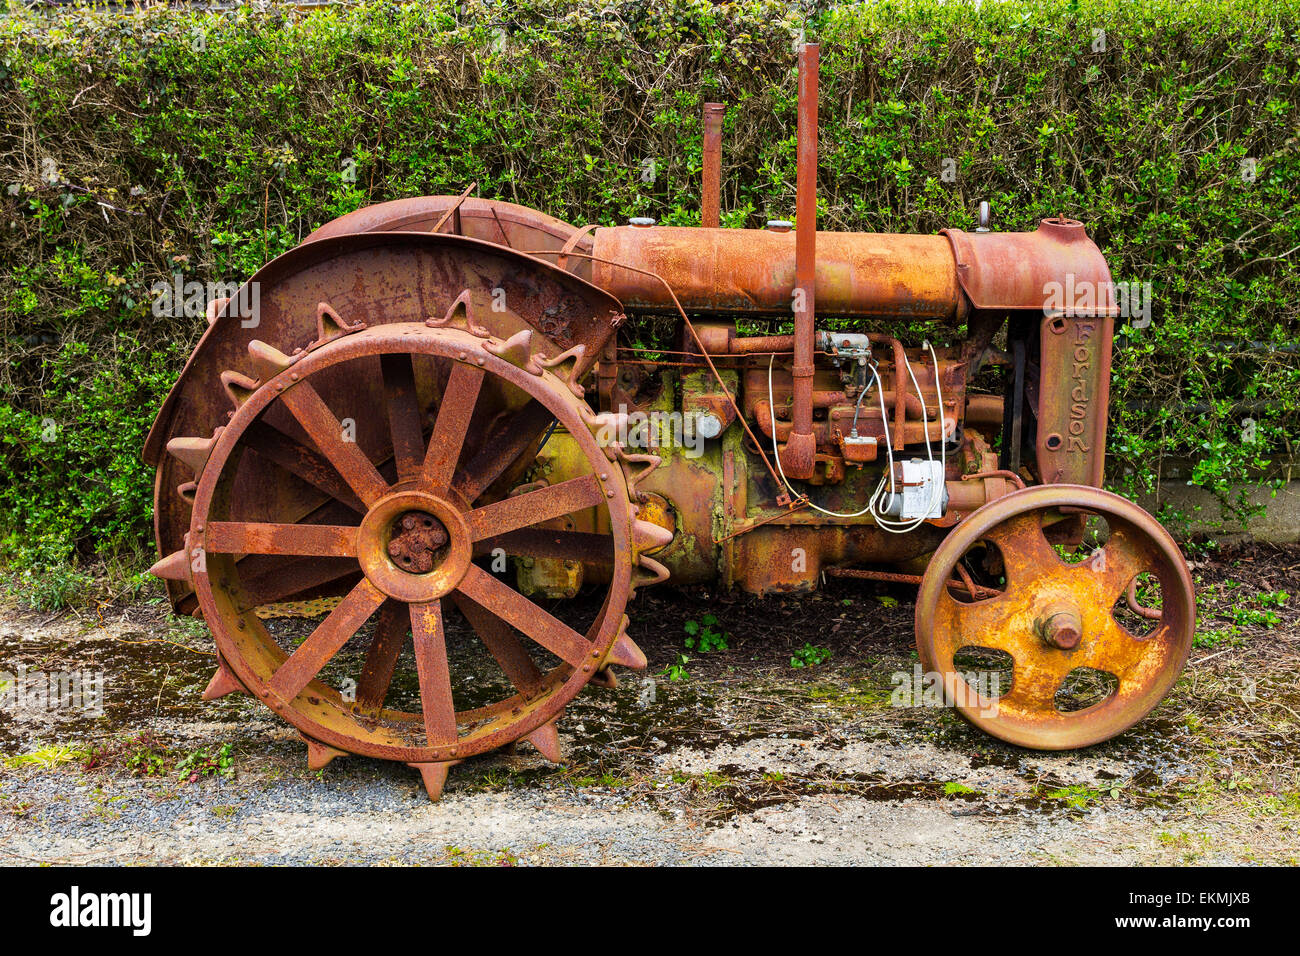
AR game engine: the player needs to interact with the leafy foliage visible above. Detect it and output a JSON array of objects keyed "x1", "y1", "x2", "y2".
[
  {"x1": 175, "y1": 743, "x2": 236, "y2": 783},
  {"x1": 683, "y1": 613, "x2": 730, "y2": 652},
  {"x1": 0, "y1": 0, "x2": 1297, "y2": 567},
  {"x1": 790, "y1": 642, "x2": 832, "y2": 668}
]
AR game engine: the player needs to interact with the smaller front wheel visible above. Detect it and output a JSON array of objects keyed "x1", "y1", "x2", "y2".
[{"x1": 915, "y1": 485, "x2": 1195, "y2": 750}]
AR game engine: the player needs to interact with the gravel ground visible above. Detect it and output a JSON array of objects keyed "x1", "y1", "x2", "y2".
[{"x1": 1, "y1": 543, "x2": 1297, "y2": 866}]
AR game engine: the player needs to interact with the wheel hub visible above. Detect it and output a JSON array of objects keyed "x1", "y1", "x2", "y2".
[
  {"x1": 356, "y1": 490, "x2": 473, "y2": 602},
  {"x1": 1035, "y1": 603, "x2": 1083, "y2": 650},
  {"x1": 388, "y1": 511, "x2": 449, "y2": 573}
]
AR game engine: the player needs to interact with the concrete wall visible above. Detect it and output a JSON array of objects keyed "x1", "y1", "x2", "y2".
[{"x1": 1136, "y1": 480, "x2": 1300, "y2": 545}]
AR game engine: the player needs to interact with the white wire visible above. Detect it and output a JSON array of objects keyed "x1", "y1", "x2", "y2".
[
  {"x1": 766, "y1": 342, "x2": 948, "y2": 528},
  {"x1": 869, "y1": 341, "x2": 948, "y2": 534},
  {"x1": 767, "y1": 354, "x2": 873, "y2": 518},
  {"x1": 868, "y1": 352, "x2": 925, "y2": 528},
  {"x1": 904, "y1": 347, "x2": 934, "y2": 462},
  {"x1": 850, "y1": 362, "x2": 881, "y2": 436},
  {"x1": 870, "y1": 344, "x2": 944, "y2": 532}
]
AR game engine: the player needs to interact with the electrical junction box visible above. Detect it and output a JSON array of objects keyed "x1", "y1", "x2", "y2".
[{"x1": 879, "y1": 458, "x2": 947, "y2": 520}]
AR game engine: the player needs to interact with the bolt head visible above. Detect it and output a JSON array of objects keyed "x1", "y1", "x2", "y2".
[{"x1": 1038, "y1": 606, "x2": 1083, "y2": 650}]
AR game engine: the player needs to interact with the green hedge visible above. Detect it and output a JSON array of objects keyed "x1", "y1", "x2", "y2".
[{"x1": 1, "y1": 0, "x2": 1298, "y2": 565}]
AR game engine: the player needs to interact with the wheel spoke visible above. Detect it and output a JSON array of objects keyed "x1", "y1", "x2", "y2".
[
  {"x1": 355, "y1": 599, "x2": 410, "y2": 712},
  {"x1": 474, "y1": 528, "x2": 614, "y2": 565},
  {"x1": 452, "y1": 399, "x2": 554, "y2": 503},
  {"x1": 419, "y1": 363, "x2": 485, "y2": 495},
  {"x1": 455, "y1": 564, "x2": 591, "y2": 668},
  {"x1": 206, "y1": 521, "x2": 358, "y2": 557},
  {"x1": 1081, "y1": 614, "x2": 1169, "y2": 682},
  {"x1": 931, "y1": 590, "x2": 1020, "y2": 660},
  {"x1": 1084, "y1": 525, "x2": 1152, "y2": 605},
  {"x1": 1000, "y1": 653, "x2": 1073, "y2": 712},
  {"x1": 268, "y1": 578, "x2": 385, "y2": 701},
  {"x1": 380, "y1": 353, "x2": 427, "y2": 484},
  {"x1": 241, "y1": 419, "x2": 366, "y2": 514},
  {"x1": 450, "y1": 592, "x2": 545, "y2": 697},
  {"x1": 464, "y1": 475, "x2": 604, "y2": 542},
  {"x1": 985, "y1": 511, "x2": 1063, "y2": 591},
  {"x1": 410, "y1": 600, "x2": 458, "y2": 746},
  {"x1": 280, "y1": 381, "x2": 390, "y2": 507}
]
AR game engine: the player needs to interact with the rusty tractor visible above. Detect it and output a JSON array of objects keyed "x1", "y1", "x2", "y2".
[{"x1": 145, "y1": 45, "x2": 1194, "y2": 799}]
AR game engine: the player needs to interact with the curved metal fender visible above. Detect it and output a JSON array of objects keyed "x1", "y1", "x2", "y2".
[{"x1": 303, "y1": 196, "x2": 592, "y2": 277}]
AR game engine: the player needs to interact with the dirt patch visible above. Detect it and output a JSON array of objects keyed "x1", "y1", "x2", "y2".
[{"x1": 0, "y1": 542, "x2": 1296, "y2": 865}]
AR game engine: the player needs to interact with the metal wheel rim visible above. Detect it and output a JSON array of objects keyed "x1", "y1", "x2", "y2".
[
  {"x1": 915, "y1": 484, "x2": 1195, "y2": 750},
  {"x1": 189, "y1": 323, "x2": 634, "y2": 764}
]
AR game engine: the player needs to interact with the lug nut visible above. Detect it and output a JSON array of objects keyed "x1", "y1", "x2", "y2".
[{"x1": 1036, "y1": 605, "x2": 1083, "y2": 650}]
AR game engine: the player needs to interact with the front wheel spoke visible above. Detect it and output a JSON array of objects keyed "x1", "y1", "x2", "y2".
[
  {"x1": 932, "y1": 591, "x2": 1019, "y2": 659},
  {"x1": 452, "y1": 400, "x2": 554, "y2": 502},
  {"x1": 419, "y1": 363, "x2": 485, "y2": 495},
  {"x1": 355, "y1": 599, "x2": 411, "y2": 712},
  {"x1": 986, "y1": 511, "x2": 1062, "y2": 589},
  {"x1": 206, "y1": 521, "x2": 359, "y2": 557},
  {"x1": 234, "y1": 556, "x2": 360, "y2": 611},
  {"x1": 464, "y1": 475, "x2": 604, "y2": 542},
  {"x1": 268, "y1": 579, "x2": 385, "y2": 701},
  {"x1": 1002, "y1": 654, "x2": 1071, "y2": 711},
  {"x1": 380, "y1": 353, "x2": 427, "y2": 484},
  {"x1": 280, "y1": 381, "x2": 390, "y2": 507},
  {"x1": 456, "y1": 565, "x2": 592, "y2": 668},
  {"x1": 1085, "y1": 526, "x2": 1152, "y2": 605},
  {"x1": 1081, "y1": 615, "x2": 1165, "y2": 681},
  {"x1": 450, "y1": 592, "x2": 545, "y2": 697},
  {"x1": 410, "y1": 600, "x2": 458, "y2": 746}
]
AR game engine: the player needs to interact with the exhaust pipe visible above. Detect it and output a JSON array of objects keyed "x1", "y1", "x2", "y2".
[
  {"x1": 780, "y1": 42, "x2": 819, "y2": 480},
  {"x1": 701, "y1": 102, "x2": 724, "y2": 229}
]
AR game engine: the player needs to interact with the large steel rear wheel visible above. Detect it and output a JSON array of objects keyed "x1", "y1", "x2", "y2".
[{"x1": 156, "y1": 318, "x2": 665, "y2": 799}]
